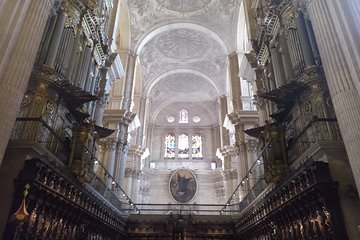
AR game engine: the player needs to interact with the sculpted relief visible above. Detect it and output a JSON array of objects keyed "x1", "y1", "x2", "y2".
[
  {"x1": 139, "y1": 28, "x2": 226, "y2": 90},
  {"x1": 127, "y1": 0, "x2": 239, "y2": 49},
  {"x1": 155, "y1": 0, "x2": 213, "y2": 13}
]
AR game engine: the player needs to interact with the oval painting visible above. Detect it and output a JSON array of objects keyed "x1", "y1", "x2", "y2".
[{"x1": 169, "y1": 168, "x2": 197, "y2": 203}]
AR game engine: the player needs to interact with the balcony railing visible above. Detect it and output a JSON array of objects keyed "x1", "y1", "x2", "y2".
[
  {"x1": 287, "y1": 117, "x2": 341, "y2": 164},
  {"x1": 10, "y1": 117, "x2": 70, "y2": 163},
  {"x1": 132, "y1": 203, "x2": 226, "y2": 215},
  {"x1": 10, "y1": 118, "x2": 136, "y2": 216}
]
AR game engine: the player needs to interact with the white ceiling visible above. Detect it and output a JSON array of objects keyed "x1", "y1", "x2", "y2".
[{"x1": 125, "y1": 0, "x2": 241, "y2": 124}]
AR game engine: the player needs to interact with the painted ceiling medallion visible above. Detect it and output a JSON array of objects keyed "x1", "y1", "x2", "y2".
[
  {"x1": 156, "y1": 29, "x2": 210, "y2": 61},
  {"x1": 156, "y1": 0, "x2": 212, "y2": 13}
]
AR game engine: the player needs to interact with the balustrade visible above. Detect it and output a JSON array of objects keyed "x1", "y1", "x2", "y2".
[
  {"x1": 234, "y1": 161, "x2": 347, "y2": 239},
  {"x1": 3, "y1": 158, "x2": 127, "y2": 239}
]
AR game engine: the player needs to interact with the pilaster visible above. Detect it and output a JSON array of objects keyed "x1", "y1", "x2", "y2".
[
  {"x1": 0, "y1": 0, "x2": 54, "y2": 164},
  {"x1": 305, "y1": 0, "x2": 360, "y2": 198}
]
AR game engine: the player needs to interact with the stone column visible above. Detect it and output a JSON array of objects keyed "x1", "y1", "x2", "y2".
[
  {"x1": 103, "y1": 137, "x2": 117, "y2": 186},
  {"x1": 303, "y1": 1, "x2": 360, "y2": 238},
  {"x1": 136, "y1": 97, "x2": 147, "y2": 145},
  {"x1": 93, "y1": 67, "x2": 109, "y2": 126},
  {"x1": 124, "y1": 168, "x2": 133, "y2": 197},
  {"x1": 229, "y1": 53, "x2": 242, "y2": 111},
  {"x1": 93, "y1": 95, "x2": 108, "y2": 126},
  {"x1": 305, "y1": 0, "x2": 360, "y2": 195},
  {"x1": 246, "y1": 140, "x2": 258, "y2": 189},
  {"x1": 131, "y1": 171, "x2": 140, "y2": 203},
  {"x1": 117, "y1": 135, "x2": 129, "y2": 186},
  {"x1": 121, "y1": 52, "x2": 137, "y2": 111},
  {"x1": 0, "y1": 0, "x2": 55, "y2": 165},
  {"x1": 218, "y1": 96, "x2": 230, "y2": 169}
]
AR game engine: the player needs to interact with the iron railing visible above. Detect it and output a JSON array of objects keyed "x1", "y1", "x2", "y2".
[
  {"x1": 10, "y1": 117, "x2": 70, "y2": 162},
  {"x1": 287, "y1": 117, "x2": 341, "y2": 163}
]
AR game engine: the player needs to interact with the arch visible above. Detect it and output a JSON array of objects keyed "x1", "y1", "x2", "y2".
[
  {"x1": 179, "y1": 108, "x2": 188, "y2": 124},
  {"x1": 145, "y1": 69, "x2": 221, "y2": 98},
  {"x1": 149, "y1": 99, "x2": 219, "y2": 124},
  {"x1": 135, "y1": 23, "x2": 229, "y2": 55}
]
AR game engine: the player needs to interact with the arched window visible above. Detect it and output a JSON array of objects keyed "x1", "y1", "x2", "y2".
[
  {"x1": 179, "y1": 109, "x2": 188, "y2": 123},
  {"x1": 178, "y1": 134, "x2": 189, "y2": 158},
  {"x1": 192, "y1": 134, "x2": 203, "y2": 158},
  {"x1": 164, "y1": 134, "x2": 176, "y2": 158}
]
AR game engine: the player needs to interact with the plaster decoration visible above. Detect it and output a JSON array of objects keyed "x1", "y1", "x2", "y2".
[
  {"x1": 156, "y1": 29, "x2": 212, "y2": 61},
  {"x1": 166, "y1": 115, "x2": 175, "y2": 123},
  {"x1": 147, "y1": 73, "x2": 218, "y2": 108},
  {"x1": 127, "y1": 0, "x2": 240, "y2": 50},
  {"x1": 140, "y1": 28, "x2": 227, "y2": 91},
  {"x1": 193, "y1": 116, "x2": 201, "y2": 123},
  {"x1": 156, "y1": 0, "x2": 212, "y2": 13}
]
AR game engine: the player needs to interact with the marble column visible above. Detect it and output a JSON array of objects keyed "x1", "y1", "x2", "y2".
[
  {"x1": 305, "y1": 0, "x2": 360, "y2": 196},
  {"x1": 0, "y1": 0, "x2": 55, "y2": 165}
]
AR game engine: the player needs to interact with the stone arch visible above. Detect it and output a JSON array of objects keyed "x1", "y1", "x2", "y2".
[{"x1": 135, "y1": 23, "x2": 229, "y2": 55}]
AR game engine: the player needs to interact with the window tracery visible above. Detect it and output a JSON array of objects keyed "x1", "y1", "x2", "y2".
[
  {"x1": 192, "y1": 134, "x2": 203, "y2": 158},
  {"x1": 164, "y1": 133, "x2": 176, "y2": 158},
  {"x1": 178, "y1": 134, "x2": 189, "y2": 158},
  {"x1": 179, "y1": 109, "x2": 188, "y2": 123}
]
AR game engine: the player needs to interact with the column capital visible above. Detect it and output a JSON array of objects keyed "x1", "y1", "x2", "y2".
[{"x1": 104, "y1": 137, "x2": 117, "y2": 151}]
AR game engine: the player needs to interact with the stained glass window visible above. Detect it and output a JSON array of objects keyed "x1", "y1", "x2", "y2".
[
  {"x1": 178, "y1": 134, "x2": 189, "y2": 158},
  {"x1": 164, "y1": 134, "x2": 176, "y2": 158},
  {"x1": 192, "y1": 134, "x2": 203, "y2": 158},
  {"x1": 179, "y1": 109, "x2": 188, "y2": 123}
]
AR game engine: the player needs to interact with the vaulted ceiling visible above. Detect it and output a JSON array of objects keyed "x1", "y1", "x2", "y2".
[{"x1": 124, "y1": 0, "x2": 242, "y2": 124}]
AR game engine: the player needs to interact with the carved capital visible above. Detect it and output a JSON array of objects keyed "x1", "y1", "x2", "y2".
[
  {"x1": 125, "y1": 168, "x2": 133, "y2": 177},
  {"x1": 105, "y1": 138, "x2": 117, "y2": 151},
  {"x1": 245, "y1": 139, "x2": 258, "y2": 152}
]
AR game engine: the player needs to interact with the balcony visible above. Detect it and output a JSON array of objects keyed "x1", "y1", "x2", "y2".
[
  {"x1": 10, "y1": 117, "x2": 70, "y2": 163},
  {"x1": 286, "y1": 117, "x2": 342, "y2": 164},
  {"x1": 9, "y1": 117, "x2": 135, "y2": 216}
]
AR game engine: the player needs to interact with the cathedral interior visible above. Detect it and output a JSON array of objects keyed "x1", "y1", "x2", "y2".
[{"x1": 1, "y1": 0, "x2": 360, "y2": 239}]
